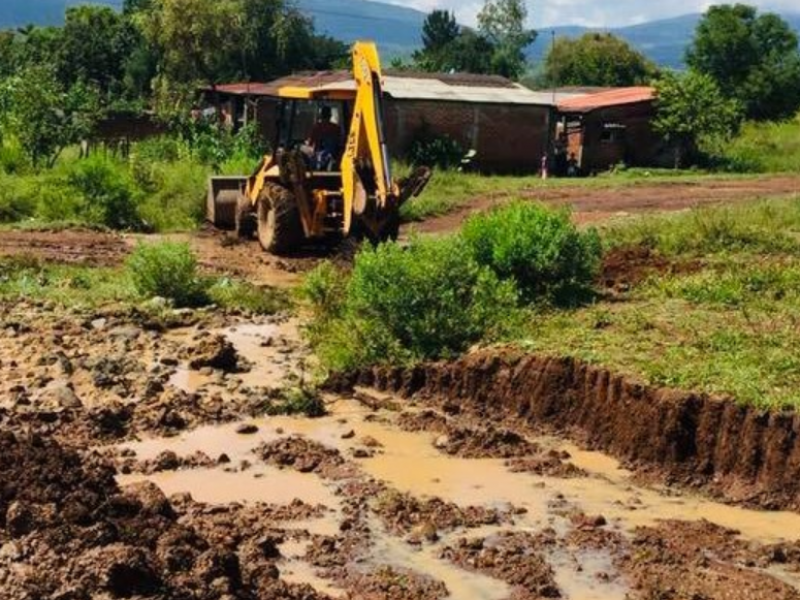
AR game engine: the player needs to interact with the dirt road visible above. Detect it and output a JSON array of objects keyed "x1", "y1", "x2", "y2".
[
  {"x1": 408, "y1": 174, "x2": 800, "y2": 234},
  {"x1": 1, "y1": 299, "x2": 799, "y2": 599}
]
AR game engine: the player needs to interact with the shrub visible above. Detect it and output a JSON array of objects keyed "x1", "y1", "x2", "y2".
[
  {"x1": 408, "y1": 123, "x2": 465, "y2": 170},
  {"x1": 66, "y1": 156, "x2": 142, "y2": 229},
  {"x1": 303, "y1": 237, "x2": 519, "y2": 371},
  {"x1": 126, "y1": 241, "x2": 209, "y2": 307},
  {"x1": 136, "y1": 160, "x2": 207, "y2": 232},
  {"x1": 462, "y1": 201, "x2": 602, "y2": 306},
  {"x1": 0, "y1": 174, "x2": 37, "y2": 222}
]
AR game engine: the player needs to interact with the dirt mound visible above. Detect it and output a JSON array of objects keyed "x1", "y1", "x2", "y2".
[
  {"x1": 506, "y1": 451, "x2": 587, "y2": 478},
  {"x1": 619, "y1": 520, "x2": 800, "y2": 599},
  {"x1": 183, "y1": 333, "x2": 242, "y2": 372},
  {"x1": 441, "y1": 532, "x2": 560, "y2": 599},
  {"x1": 257, "y1": 437, "x2": 350, "y2": 478},
  {"x1": 0, "y1": 433, "x2": 330, "y2": 600},
  {"x1": 374, "y1": 490, "x2": 514, "y2": 543},
  {"x1": 332, "y1": 351, "x2": 800, "y2": 511},
  {"x1": 343, "y1": 566, "x2": 448, "y2": 600}
]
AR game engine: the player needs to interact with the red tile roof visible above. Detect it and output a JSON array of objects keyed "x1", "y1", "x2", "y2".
[{"x1": 558, "y1": 86, "x2": 655, "y2": 113}]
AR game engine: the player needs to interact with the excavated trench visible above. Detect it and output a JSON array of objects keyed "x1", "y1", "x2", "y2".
[{"x1": 2, "y1": 301, "x2": 800, "y2": 599}]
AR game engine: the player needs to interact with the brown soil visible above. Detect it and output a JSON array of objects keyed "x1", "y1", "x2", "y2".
[
  {"x1": 333, "y1": 350, "x2": 800, "y2": 511},
  {"x1": 0, "y1": 433, "x2": 331, "y2": 600},
  {"x1": 4, "y1": 298, "x2": 800, "y2": 599},
  {"x1": 600, "y1": 244, "x2": 701, "y2": 291},
  {"x1": 441, "y1": 532, "x2": 561, "y2": 600},
  {"x1": 410, "y1": 175, "x2": 800, "y2": 234}
]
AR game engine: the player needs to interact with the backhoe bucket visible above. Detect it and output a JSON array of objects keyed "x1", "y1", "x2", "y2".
[{"x1": 207, "y1": 176, "x2": 247, "y2": 230}]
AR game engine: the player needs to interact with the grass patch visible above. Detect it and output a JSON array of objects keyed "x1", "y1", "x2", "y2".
[
  {"x1": 518, "y1": 197, "x2": 800, "y2": 409},
  {"x1": 722, "y1": 114, "x2": 800, "y2": 173},
  {"x1": 602, "y1": 196, "x2": 800, "y2": 256},
  {"x1": 0, "y1": 248, "x2": 288, "y2": 315}
]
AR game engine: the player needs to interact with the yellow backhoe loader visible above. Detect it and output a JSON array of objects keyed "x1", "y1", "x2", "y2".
[{"x1": 206, "y1": 41, "x2": 431, "y2": 254}]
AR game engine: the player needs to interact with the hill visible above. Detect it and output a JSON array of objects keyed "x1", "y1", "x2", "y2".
[{"x1": 1, "y1": 0, "x2": 799, "y2": 68}]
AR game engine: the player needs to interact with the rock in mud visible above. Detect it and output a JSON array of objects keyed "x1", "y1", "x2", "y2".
[
  {"x1": 235, "y1": 423, "x2": 259, "y2": 435},
  {"x1": 185, "y1": 334, "x2": 240, "y2": 372}
]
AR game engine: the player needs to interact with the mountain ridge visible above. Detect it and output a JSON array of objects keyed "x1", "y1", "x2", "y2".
[{"x1": 1, "y1": 0, "x2": 798, "y2": 69}]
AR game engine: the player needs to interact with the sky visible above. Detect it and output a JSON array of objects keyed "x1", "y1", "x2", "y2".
[{"x1": 377, "y1": 0, "x2": 800, "y2": 27}]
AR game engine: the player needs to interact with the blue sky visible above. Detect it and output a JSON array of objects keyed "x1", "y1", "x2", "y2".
[{"x1": 377, "y1": 0, "x2": 799, "y2": 27}]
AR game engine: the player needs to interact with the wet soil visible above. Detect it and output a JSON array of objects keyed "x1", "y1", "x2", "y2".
[
  {"x1": 410, "y1": 174, "x2": 800, "y2": 234},
  {"x1": 2, "y1": 300, "x2": 800, "y2": 599}
]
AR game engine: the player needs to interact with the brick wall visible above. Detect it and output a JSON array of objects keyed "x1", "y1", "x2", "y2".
[{"x1": 385, "y1": 100, "x2": 553, "y2": 174}]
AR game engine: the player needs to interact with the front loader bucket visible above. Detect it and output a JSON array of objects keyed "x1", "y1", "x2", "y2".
[{"x1": 207, "y1": 176, "x2": 247, "y2": 230}]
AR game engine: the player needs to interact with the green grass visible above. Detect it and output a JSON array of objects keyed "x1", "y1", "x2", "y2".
[
  {"x1": 722, "y1": 114, "x2": 800, "y2": 173},
  {"x1": 515, "y1": 196, "x2": 800, "y2": 409},
  {"x1": 0, "y1": 254, "x2": 288, "y2": 314}
]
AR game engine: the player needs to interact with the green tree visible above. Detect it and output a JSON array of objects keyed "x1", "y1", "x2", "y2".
[
  {"x1": 0, "y1": 65, "x2": 99, "y2": 167},
  {"x1": 544, "y1": 33, "x2": 657, "y2": 87},
  {"x1": 653, "y1": 71, "x2": 743, "y2": 168},
  {"x1": 413, "y1": 10, "x2": 495, "y2": 74},
  {"x1": 686, "y1": 4, "x2": 800, "y2": 120},
  {"x1": 477, "y1": 0, "x2": 536, "y2": 79},
  {"x1": 422, "y1": 10, "x2": 460, "y2": 52},
  {"x1": 58, "y1": 6, "x2": 131, "y2": 97}
]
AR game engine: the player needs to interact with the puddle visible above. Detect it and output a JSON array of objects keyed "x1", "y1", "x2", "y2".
[
  {"x1": 118, "y1": 464, "x2": 340, "y2": 508},
  {"x1": 363, "y1": 515, "x2": 511, "y2": 600},
  {"x1": 549, "y1": 548, "x2": 629, "y2": 600},
  {"x1": 168, "y1": 367, "x2": 215, "y2": 393}
]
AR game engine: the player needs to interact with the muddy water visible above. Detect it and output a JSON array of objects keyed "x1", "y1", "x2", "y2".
[{"x1": 117, "y1": 321, "x2": 800, "y2": 598}]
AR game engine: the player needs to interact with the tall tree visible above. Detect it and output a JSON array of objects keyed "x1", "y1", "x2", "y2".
[
  {"x1": 477, "y1": 0, "x2": 536, "y2": 79},
  {"x1": 544, "y1": 33, "x2": 657, "y2": 87},
  {"x1": 421, "y1": 10, "x2": 460, "y2": 53},
  {"x1": 653, "y1": 71, "x2": 743, "y2": 167},
  {"x1": 413, "y1": 10, "x2": 495, "y2": 74},
  {"x1": 58, "y1": 6, "x2": 131, "y2": 97},
  {"x1": 686, "y1": 4, "x2": 800, "y2": 120}
]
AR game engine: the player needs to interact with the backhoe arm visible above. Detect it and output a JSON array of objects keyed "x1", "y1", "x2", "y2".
[{"x1": 341, "y1": 41, "x2": 393, "y2": 234}]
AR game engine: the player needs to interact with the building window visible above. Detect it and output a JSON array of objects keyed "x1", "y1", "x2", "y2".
[{"x1": 601, "y1": 123, "x2": 626, "y2": 143}]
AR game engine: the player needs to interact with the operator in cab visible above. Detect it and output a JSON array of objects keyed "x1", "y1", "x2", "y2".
[{"x1": 304, "y1": 105, "x2": 342, "y2": 171}]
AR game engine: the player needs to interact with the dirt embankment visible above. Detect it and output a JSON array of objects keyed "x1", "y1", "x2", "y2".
[{"x1": 331, "y1": 350, "x2": 800, "y2": 512}]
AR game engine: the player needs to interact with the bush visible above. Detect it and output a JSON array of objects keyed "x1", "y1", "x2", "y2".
[
  {"x1": 303, "y1": 237, "x2": 519, "y2": 371},
  {"x1": 462, "y1": 201, "x2": 602, "y2": 306},
  {"x1": 66, "y1": 156, "x2": 143, "y2": 229},
  {"x1": 126, "y1": 241, "x2": 209, "y2": 307},
  {"x1": 409, "y1": 124, "x2": 465, "y2": 170},
  {"x1": 0, "y1": 174, "x2": 37, "y2": 222}
]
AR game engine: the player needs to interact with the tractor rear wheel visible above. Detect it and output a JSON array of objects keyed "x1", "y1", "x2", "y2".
[{"x1": 257, "y1": 183, "x2": 303, "y2": 254}]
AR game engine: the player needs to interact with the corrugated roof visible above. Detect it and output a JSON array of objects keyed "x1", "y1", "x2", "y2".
[
  {"x1": 203, "y1": 71, "x2": 561, "y2": 106},
  {"x1": 557, "y1": 87, "x2": 655, "y2": 113}
]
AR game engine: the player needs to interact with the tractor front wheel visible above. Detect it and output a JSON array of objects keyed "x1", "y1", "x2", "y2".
[{"x1": 256, "y1": 183, "x2": 303, "y2": 254}]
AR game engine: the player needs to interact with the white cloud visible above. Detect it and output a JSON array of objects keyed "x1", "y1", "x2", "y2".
[{"x1": 376, "y1": 0, "x2": 799, "y2": 27}]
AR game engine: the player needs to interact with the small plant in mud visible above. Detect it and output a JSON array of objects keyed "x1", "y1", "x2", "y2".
[
  {"x1": 126, "y1": 241, "x2": 209, "y2": 308},
  {"x1": 267, "y1": 384, "x2": 327, "y2": 418},
  {"x1": 462, "y1": 200, "x2": 602, "y2": 306}
]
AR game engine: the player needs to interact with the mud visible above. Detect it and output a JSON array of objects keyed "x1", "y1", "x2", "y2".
[
  {"x1": 3, "y1": 299, "x2": 800, "y2": 598},
  {"x1": 600, "y1": 244, "x2": 701, "y2": 292},
  {"x1": 335, "y1": 350, "x2": 800, "y2": 512}
]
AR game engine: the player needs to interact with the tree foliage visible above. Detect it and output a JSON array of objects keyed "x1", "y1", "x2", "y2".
[
  {"x1": 686, "y1": 4, "x2": 800, "y2": 120},
  {"x1": 0, "y1": 66, "x2": 99, "y2": 167},
  {"x1": 544, "y1": 33, "x2": 657, "y2": 87},
  {"x1": 413, "y1": 2, "x2": 535, "y2": 78},
  {"x1": 653, "y1": 71, "x2": 743, "y2": 167},
  {"x1": 477, "y1": 0, "x2": 536, "y2": 79}
]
